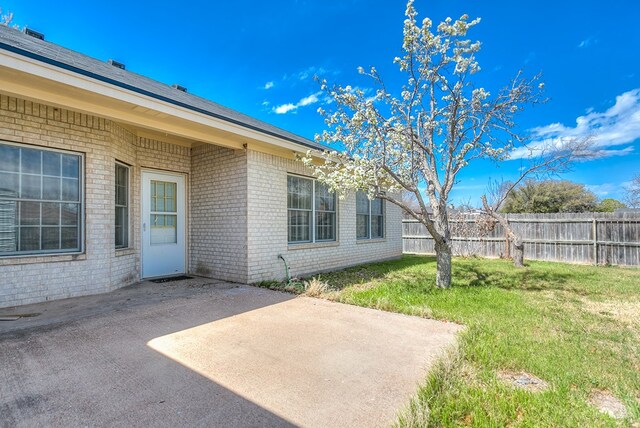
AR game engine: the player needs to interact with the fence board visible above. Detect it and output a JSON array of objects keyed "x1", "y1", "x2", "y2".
[{"x1": 402, "y1": 212, "x2": 640, "y2": 266}]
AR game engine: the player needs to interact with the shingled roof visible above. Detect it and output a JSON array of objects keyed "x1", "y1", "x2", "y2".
[{"x1": 0, "y1": 25, "x2": 325, "y2": 151}]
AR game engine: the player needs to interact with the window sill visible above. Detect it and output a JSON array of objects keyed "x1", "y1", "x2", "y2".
[
  {"x1": 0, "y1": 252, "x2": 86, "y2": 266},
  {"x1": 288, "y1": 241, "x2": 340, "y2": 251},
  {"x1": 356, "y1": 238, "x2": 387, "y2": 244},
  {"x1": 115, "y1": 248, "x2": 136, "y2": 257}
]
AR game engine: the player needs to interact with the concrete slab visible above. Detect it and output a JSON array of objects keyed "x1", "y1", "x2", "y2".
[{"x1": 0, "y1": 279, "x2": 461, "y2": 427}]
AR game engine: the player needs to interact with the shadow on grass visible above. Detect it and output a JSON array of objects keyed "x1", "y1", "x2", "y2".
[
  {"x1": 319, "y1": 254, "x2": 586, "y2": 295},
  {"x1": 452, "y1": 262, "x2": 582, "y2": 294},
  {"x1": 258, "y1": 254, "x2": 587, "y2": 296},
  {"x1": 318, "y1": 255, "x2": 437, "y2": 291}
]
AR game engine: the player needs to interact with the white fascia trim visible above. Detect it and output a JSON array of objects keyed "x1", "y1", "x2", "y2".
[{"x1": 0, "y1": 49, "x2": 317, "y2": 154}]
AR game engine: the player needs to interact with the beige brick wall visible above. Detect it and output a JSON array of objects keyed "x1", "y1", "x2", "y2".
[
  {"x1": 246, "y1": 150, "x2": 403, "y2": 283},
  {"x1": 0, "y1": 94, "x2": 191, "y2": 308},
  {"x1": 190, "y1": 144, "x2": 248, "y2": 282},
  {"x1": 0, "y1": 94, "x2": 403, "y2": 307}
]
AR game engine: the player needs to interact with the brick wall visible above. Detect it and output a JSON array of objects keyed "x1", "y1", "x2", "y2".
[
  {"x1": 0, "y1": 94, "x2": 191, "y2": 308},
  {"x1": 190, "y1": 144, "x2": 248, "y2": 282},
  {"x1": 246, "y1": 150, "x2": 403, "y2": 283},
  {"x1": 0, "y1": 93, "x2": 403, "y2": 308}
]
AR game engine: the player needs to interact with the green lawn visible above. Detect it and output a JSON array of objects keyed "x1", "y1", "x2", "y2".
[{"x1": 260, "y1": 255, "x2": 640, "y2": 427}]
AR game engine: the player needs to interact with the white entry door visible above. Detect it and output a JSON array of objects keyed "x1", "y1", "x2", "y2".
[{"x1": 141, "y1": 171, "x2": 186, "y2": 278}]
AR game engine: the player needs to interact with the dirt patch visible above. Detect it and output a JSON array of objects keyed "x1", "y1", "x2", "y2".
[
  {"x1": 581, "y1": 299, "x2": 640, "y2": 326},
  {"x1": 588, "y1": 390, "x2": 627, "y2": 419},
  {"x1": 497, "y1": 371, "x2": 549, "y2": 392}
]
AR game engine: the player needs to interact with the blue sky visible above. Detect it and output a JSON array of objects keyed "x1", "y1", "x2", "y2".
[{"x1": 4, "y1": 0, "x2": 639, "y2": 205}]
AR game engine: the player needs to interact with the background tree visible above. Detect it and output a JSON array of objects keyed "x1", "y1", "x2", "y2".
[
  {"x1": 595, "y1": 198, "x2": 627, "y2": 212},
  {"x1": 303, "y1": 0, "x2": 544, "y2": 288},
  {"x1": 501, "y1": 180, "x2": 597, "y2": 214},
  {"x1": 480, "y1": 139, "x2": 592, "y2": 267},
  {"x1": 401, "y1": 191, "x2": 423, "y2": 219},
  {"x1": 624, "y1": 174, "x2": 640, "y2": 208}
]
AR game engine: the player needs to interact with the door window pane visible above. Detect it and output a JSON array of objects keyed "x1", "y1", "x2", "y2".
[
  {"x1": 150, "y1": 214, "x2": 177, "y2": 244},
  {"x1": 149, "y1": 179, "x2": 177, "y2": 246},
  {"x1": 151, "y1": 180, "x2": 176, "y2": 213}
]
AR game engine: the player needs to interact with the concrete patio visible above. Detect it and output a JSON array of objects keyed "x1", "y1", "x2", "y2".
[{"x1": 0, "y1": 278, "x2": 461, "y2": 427}]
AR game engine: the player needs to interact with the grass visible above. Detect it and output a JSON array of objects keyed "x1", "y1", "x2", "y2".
[{"x1": 258, "y1": 255, "x2": 640, "y2": 427}]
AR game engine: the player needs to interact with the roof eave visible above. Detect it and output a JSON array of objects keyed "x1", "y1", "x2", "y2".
[{"x1": 0, "y1": 41, "x2": 325, "y2": 153}]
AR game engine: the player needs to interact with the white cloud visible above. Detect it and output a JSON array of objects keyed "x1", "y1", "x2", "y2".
[
  {"x1": 273, "y1": 91, "x2": 322, "y2": 114},
  {"x1": 281, "y1": 66, "x2": 338, "y2": 83},
  {"x1": 586, "y1": 181, "x2": 632, "y2": 197},
  {"x1": 510, "y1": 88, "x2": 640, "y2": 160},
  {"x1": 583, "y1": 146, "x2": 634, "y2": 160},
  {"x1": 298, "y1": 93, "x2": 320, "y2": 106},
  {"x1": 578, "y1": 37, "x2": 597, "y2": 48},
  {"x1": 586, "y1": 183, "x2": 615, "y2": 196},
  {"x1": 524, "y1": 52, "x2": 536, "y2": 65},
  {"x1": 273, "y1": 103, "x2": 297, "y2": 114},
  {"x1": 264, "y1": 81, "x2": 274, "y2": 90},
  {"x1": 294, "y1": 66, "x2": 327, "y2": 81}
]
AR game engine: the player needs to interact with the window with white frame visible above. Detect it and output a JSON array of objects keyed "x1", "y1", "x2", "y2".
[
  {"x1": 115, "y1": 162, "x2": 129, "y2": 249},
  {"x1": 287, "y1": 175, "x2": 337, "y2": 243},
  {"x1": 0, "y1": 142, "x2": 82, "y2": 255},
  {"x1": 356, "y1": 191, "x2": 385, "y2": 240}
]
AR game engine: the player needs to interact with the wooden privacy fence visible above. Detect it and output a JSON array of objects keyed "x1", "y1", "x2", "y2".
[{"x1": 402, "y1": 212, "x2": 640, "y2": 266}]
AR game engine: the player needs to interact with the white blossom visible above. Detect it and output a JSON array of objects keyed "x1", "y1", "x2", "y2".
[{"x1": 300, "y1": 0, "x2": 545, "y2": 288}]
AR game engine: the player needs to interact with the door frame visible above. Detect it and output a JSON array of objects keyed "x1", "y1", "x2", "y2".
[{"x1": 140, "y1": 168, "x2": 188, "y2": 279}]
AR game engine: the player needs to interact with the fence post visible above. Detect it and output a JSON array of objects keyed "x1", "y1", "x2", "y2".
[
  {"x1": 592, "y1": 218, "x2": 598, "y2": 265},
  {"x1": 505, "y1": 219, "x2": 510, "y2": 259}
]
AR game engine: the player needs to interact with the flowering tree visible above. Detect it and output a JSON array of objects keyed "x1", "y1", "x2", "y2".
[
  {"x1": 0, "y1": 7, "x2": 16, "y2": 27},
  {"x1": 302, "y1": 0, "x2": 544, "y2": 288}
]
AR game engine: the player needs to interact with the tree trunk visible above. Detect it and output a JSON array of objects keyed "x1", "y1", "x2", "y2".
[
  {"x1": 434, "y1": 240, "x2": 452, "y2": 288},
  {"x1": 513, "y1": 238, "x2": 524, "y2": 268}
]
